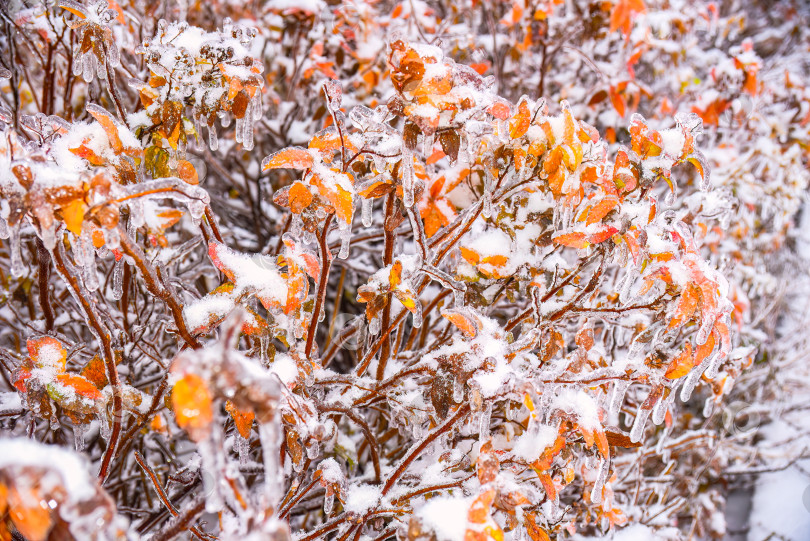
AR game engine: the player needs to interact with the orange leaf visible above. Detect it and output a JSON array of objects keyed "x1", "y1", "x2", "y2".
[
  {"x1": 459, "y1": 246, "x2": 481, "y2": 265},
  {"x1": 389, "y1": 260, "x2": 403, "y2": 289},
  {"x1": 334, "y1": 185, "x2": 354, "y2": 224},
  {"x1": 586, "y1": 198, "x2": 619, "y2": 225},
  {"x1": 177, "y1": 160, "x2": 199, "y2": 185},
  {"x1": 589, "y1": 226, "x2": 619, "y2": 244},
  {"x1": 262, "y1": 147, "x2": 314, "y2": 170},
  {"x1": 610, "y1": 0, "x2": 646, "y2": 36},
  {"x1": 481, "y1": 255, "x2": 508, "y2": 267},
  {"x1": 509, "y1": 98, "x2": 531, "y2": 139},
  {"x1": 288, "y1": 182, "x2": 313, "y2": 213},
  {"x1": 172, "y1": 373, "x2": 213, "y2": 441},
  {"x1": 8, "y1": 486, "x2": 52, "y2": 541},
  {"x1": 665, "y1": 342, "x2": 694, "y2": 379},
  {"x1": 553, "y1": 232, "x2": 589, "y2": 249},
  {"x1": 87, "y1": 104, "x2": 123, "y2": 154},
  {"x1": 81, "y1": 355, "x2": 109, "y2": 389},
  {"x1": 54, "y1": 373, "x2": 103, "y2": 401},
  {"x1": 694, "y1": 331, "x2": 716, "y2": 365},
  {"x1": 441, "y1": 308, "x2": 479, "y2": 338},
  {"x1": 668, "y1": 285, "x2": 698, "y2": 330},
  {"x1": 225, "y1": 400, "x2": 255, "y2": 439},
  {"x1": 488, "y1": 101, "x2": 511, "y2": 120}
]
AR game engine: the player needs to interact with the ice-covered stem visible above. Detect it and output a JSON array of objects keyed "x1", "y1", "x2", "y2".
[
  {"x1": 102, "y1": 41, "x2": 129, "y2": 128},
  {"x1": 152, "y1": 496, "x2": 208, "y2": 541},
  {"x1": 278, "y1": 476, "x2": 319, "y2": 520},
  {"x1": 50, "y1": 244, "x2": 122, "y2": 483},
  {"x1": 133, "y1": 452, "x2": 210, "y2": 540},
  {"x1": 35, "y1": 238, "x2": 54, "y2": 332},
  {"x1": 376, "y1": 191, "x2": 397, "y2": 381},
  {"x1": 381, "y1": 403, "x2": 470, "y2": 495},
  {"x1": 117, "y1": 228, "x2": 201, "y2": 349},
  {"x1": 305, "y1": 214, "x2": 334, "y2": 359}
]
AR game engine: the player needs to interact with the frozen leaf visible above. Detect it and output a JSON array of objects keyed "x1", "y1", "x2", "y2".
[
  {"x1": 172, "y1": 373, "x2": 213, "y2": 441},
  {"x1": 665, "y1": 343, "x2": 694, "y2": 379},
  {"x1": 262, "y1": 147, "x2": 314, "y2": 170},
  {"x1": 225, "y1": 400, "x2": 255, "y2": 439}
]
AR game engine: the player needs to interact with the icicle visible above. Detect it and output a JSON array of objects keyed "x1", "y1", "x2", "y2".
[
  {"x1": 189, "y1": 200, "x2": 206, "y2": 223},
  {"x1": 482, "y1": 190, "x2": 492, "y2": 219},
  {"x1": 423, "y1": 132, "x2": 434, "y2": 156},
  {"x1": 73, "y1": 423, "x2": 86, "y2": 452},
  {"x1": 411, "y1": 300, "x2": 423, "y2": 329},
  {"x1": 702, "y1": 396, "x2": 714, "y2": 418},
  {"x1": 82, "y1": 55, "x2": 93, "y2": 83},
  {"x1": 608, "y1": 380, "x2": 630, "y2": 421},
  {"x1": 324, "y1": 493, "x2": 335, "y2": 516},
  {"x1": 338, "y1": 225, "x2": 351, "y2": 259},
  {"x1": 0, "y1": 217, "x2": 8, "y2": 239},
  {"x1": 207, "y1": 125, "x2": 219, "y2": 151},
  {"x1": 505, "y1": 402, "x2": 515, "y2": 421},
  {"x1": 590, "y1": 458, "x2": 610, "y2": 504},
  {"x1": 369, "y1": 316, "x2": 381, "y2": 336},
  {"x1": 111, "y1": 259, "x2": 124, "y2": 300},
  {"x1": 629, "y1": 406, "x2": 652, "y2": 443},
  {"x1": 81, "y1": 234, "x2": 99, "y2": 292},
  {"x1": 362, "y1": 198, "x2": 373, "y2": 227},
  {"x1": 652, "y1": 391, "x2": 668, "y2": 425},
  {"x1": 9, "y1": 224, "x2": 23, "y2": 277},
  {"x1": 680, "y1": 352, "x2": 713, "y2": 402}
]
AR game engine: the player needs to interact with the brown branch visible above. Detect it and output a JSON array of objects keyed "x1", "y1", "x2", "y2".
[
  {"x1": 133, "y1": 452, "x2": 213, "y2": 541},
  {"x1": 35, "y1": 239, "x2": 54, "y2": 332},
  {"x1": 382, "y1": 404, "x2": 470, "y2": 495},
  {"x1": 305, "y1": 213, "x2": 334, "y2": 359}
]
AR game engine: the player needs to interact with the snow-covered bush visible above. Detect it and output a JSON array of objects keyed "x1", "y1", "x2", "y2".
[{"x1": 0, "y1": 0, "x2": 808, "y2": 539}]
